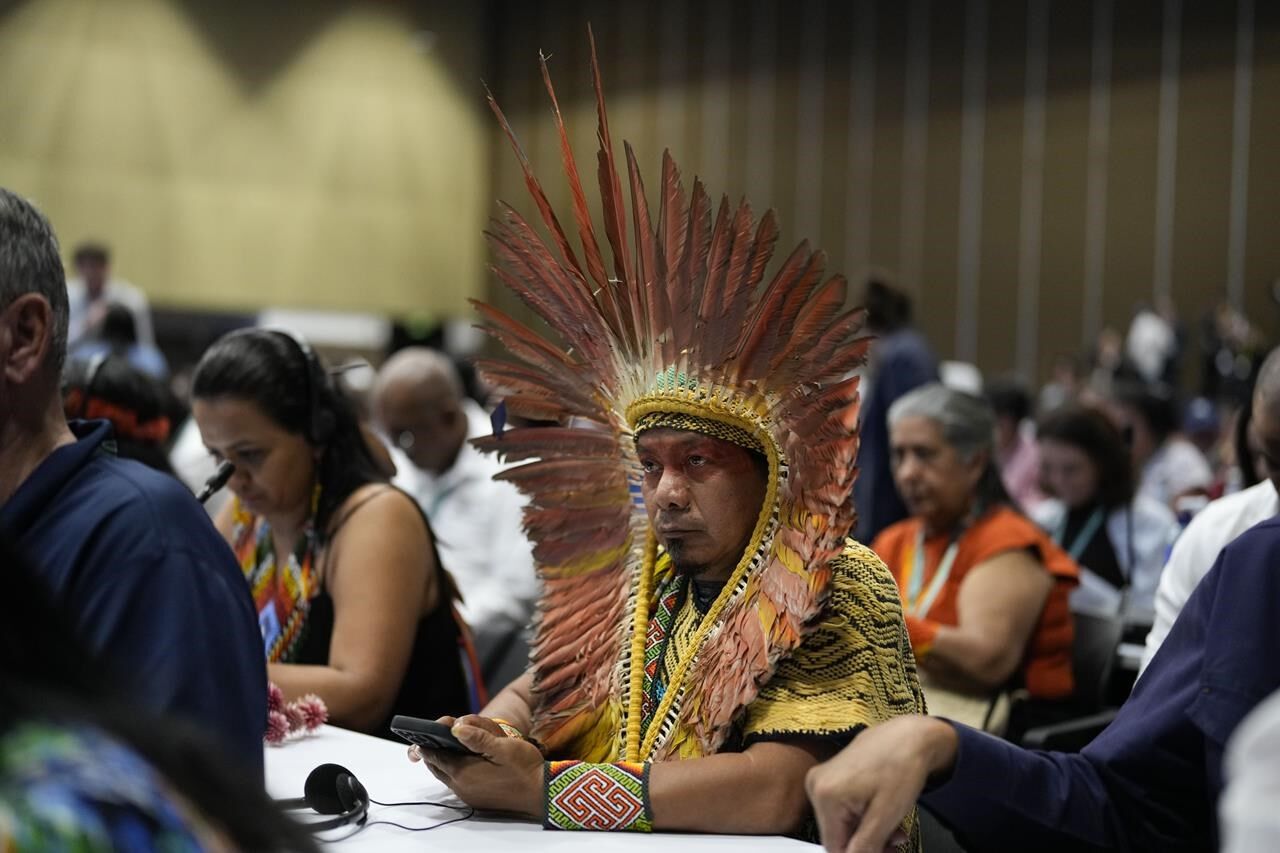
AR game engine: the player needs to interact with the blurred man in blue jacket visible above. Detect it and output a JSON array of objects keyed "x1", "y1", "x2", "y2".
[{"x1": 0, "y1": 188, "x2": 266, "y2": 775}]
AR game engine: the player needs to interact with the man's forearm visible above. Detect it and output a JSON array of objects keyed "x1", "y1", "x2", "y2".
[
  {"x1": 480, "y1": 671, "x2": 535, "y2": 734},
  {"x1": 540, "y1": 741, "x2": 829, "y2": 835},
  {"x1": 646, "y1": 746, "x2": 824, "y2": 834}
]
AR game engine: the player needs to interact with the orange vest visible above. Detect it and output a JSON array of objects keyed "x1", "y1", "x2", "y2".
[{"x1": 873, "y1": 505, "x2": 1079, "y2": 700}]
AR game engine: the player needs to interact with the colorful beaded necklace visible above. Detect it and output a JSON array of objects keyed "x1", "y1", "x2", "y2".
[{"x1": 233, "y1": 484, "x2": 322, "y2": 663}]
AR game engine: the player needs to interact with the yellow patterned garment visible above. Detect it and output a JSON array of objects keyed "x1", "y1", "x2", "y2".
[
  {"x1": 740, "y1": 541, "x2": 927, "y2": 744},
  {"x1": 550, "y1": 540, "x2": 925, "y2": 848},
  {"x1": 554, "y1": 541, "x2": 925, "y2": 758}
]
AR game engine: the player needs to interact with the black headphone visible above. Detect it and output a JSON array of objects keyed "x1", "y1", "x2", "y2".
[
  {"x1": 268, "y1": 328, "x2": 336, "y2": 446},
  {"x1": 277, "y1": 763, "x2": 369, "y2": 833},
  {"x1": 219, "y1": 327, "x2": 336, "y2": 445}
]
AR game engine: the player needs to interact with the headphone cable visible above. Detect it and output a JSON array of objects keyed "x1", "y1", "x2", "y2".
[{"x1": 319, "y1": 807, "x2": 475, "y2": 843}]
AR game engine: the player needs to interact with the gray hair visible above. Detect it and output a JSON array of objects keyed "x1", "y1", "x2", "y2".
[
  {"x1": 888, "y1": 382, "x2": 996, "y2": 462},
  {"x1": 888, "y1": 381, "x2": 1012, "y2": 512},
  {"x1": 0, "y1": 189, "x2": 68, "y2": 374}
]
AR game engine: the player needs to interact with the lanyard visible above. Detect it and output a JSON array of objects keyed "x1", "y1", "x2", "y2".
[
  {"x1": 426, "y1": 481, "x2": 465, "y2": 518},
  {"x1": 903, "y1": 527, "x2": 961, "y2": 618},
  {"x1": 1053, "y1": 506, "x2": 1105, "y2": 562}
]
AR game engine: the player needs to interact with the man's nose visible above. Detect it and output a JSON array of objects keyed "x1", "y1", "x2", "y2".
[{"x1": 653, "y1": 469, "x2": 690, "y2": 509}]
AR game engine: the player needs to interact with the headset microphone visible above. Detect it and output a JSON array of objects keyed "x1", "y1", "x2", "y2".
[{"x1": 196, "y1": 460, "x2": 235, "y2": 504}]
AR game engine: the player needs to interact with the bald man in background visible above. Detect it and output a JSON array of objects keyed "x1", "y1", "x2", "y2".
[{"x1": 372, "y1": 348, "x2": 537, "y2": 688}]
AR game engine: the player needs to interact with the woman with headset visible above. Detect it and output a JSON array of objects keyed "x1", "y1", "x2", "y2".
[
  {"x1": 191, "y1": 329, "x2": 475, "y2": 738},
  {"x1": 1033, "y1": 404, "x2": 1181, "y2": 627}
]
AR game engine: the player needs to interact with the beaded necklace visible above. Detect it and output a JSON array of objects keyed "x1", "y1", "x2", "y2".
[{"x1": 234, "y1": 484, "x2": 322, "y2": 663}]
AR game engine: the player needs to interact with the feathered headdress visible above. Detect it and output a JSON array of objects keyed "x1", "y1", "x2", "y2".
[{"x1": 473, "y1": 30, "x2": 870, "y2": 763}]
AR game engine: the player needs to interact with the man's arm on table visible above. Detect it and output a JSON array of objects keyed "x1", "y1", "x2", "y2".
[{"x1": 416, "y1": 717, "x2": 834, "y2": 835}]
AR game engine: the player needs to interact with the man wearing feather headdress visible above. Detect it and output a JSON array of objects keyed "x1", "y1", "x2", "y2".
[{"x1": 410, "y1": 33, "x2": 924, "y2": 843}]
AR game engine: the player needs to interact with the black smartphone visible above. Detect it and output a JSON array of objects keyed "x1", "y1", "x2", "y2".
[{"x1": 390, "y1": 715, "x2": 477, "y2": 755}]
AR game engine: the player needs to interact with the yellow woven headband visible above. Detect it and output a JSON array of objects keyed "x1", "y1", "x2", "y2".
[{"x1": 632, "y1": 411, "x2": 766, "y2": 455}]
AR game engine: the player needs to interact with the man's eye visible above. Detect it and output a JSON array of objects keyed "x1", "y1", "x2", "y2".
[
  {"x1": 640, "y1": 459, "x2": 659, "y2": 474},
  {"x1": 688, "y1": 455, "x2": 707, "y2": 467}
]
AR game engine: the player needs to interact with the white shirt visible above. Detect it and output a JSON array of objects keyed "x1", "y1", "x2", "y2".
[
  {"x1": 1222, "y1": 688, "x2": 1280, "y2": 853},
  {"x1": 1138, "y1": 438, "x2": 1213, "y2": 508},
  {"x1": 1033, "y1": 495, "x2": 1180, "y2": 625},
  {"x1": 390, "y1": 400, "x2": 537, "y2": 633},
  {"x1": 1139, "y1": 479, "x2": 1279, "y2": 675},
  {"x1": 1125, "y1": 309, "x2": 1176, "y2": 384},
  {"x1": 66, "y1": 276, "x2": 155, "y2": 348}
]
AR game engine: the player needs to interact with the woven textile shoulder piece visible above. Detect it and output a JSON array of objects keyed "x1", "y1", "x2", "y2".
[{"x1": 473, "y1": 28, "x2": 869, "y2": 763}]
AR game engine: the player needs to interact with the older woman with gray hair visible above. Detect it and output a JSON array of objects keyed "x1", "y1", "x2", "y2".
[{"x1": 871, "y1": 383, "x2": 1079, "y2": 730}]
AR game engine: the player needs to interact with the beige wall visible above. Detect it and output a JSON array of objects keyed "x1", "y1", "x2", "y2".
[
  {"x1": 0, "y1": 0, "x2": 490, "y2": 318},
  {"x1": 5, "y1": 0, "x2": 1277, "y2": 380},
  {"x1": 486, "y1": 0, "x2": 1280, "y2": 383}
]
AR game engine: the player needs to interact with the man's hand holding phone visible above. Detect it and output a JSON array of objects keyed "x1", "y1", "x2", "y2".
[{"x1": 402, "y1": 714, "x2": 544, "y2": 817}]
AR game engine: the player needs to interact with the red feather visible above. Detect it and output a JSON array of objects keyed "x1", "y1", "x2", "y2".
[
  {"x1": 624, "y1": 141, "x2": 662, "y2": 351},
  {"x1": 485, "y1": 85, "x2": 583, "y2": 280}
]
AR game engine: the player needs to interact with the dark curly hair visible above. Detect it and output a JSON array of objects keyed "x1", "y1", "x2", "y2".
[{"x1": 1036, "y1": 404, "x2": 1135, "y2": 509}]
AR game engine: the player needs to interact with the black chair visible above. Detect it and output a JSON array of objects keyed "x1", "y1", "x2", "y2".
[
  {"x1": 1018, "y1": 610, "x2": 1124, "y2": 750},
  {"x1": 1067, "y1": 611, "x2": 1125, "y2": 711},
  {"x1": 919, "y1": 805, "x2": 972, "y2": 852}
]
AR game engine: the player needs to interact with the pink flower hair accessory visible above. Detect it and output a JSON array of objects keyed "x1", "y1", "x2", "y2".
[{"x1": 263, "y1": 682, "x2": 329, "y2": 746}]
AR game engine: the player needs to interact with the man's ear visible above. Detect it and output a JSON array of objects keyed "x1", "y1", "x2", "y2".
[{"x1": 1, "y1": 294, "x2": 55, "y2": 385}]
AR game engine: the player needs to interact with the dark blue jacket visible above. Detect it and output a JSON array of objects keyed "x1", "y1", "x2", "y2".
[
  {"x1": 1, "y1": 421, "x2": 266, "y2": 775},
  {"x1": 853, "y1": 328, "x2": 937, "y2": 543},
  {"x1": 923, "y1": 516, "x2": 1280, "y2": 851}
]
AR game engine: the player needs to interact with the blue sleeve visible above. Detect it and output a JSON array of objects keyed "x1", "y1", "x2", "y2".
[
  {"x1": 853, "y1": 338, "x2": 936, "y2": 542},
  {"x1": 922, "y1": 521, "x2": 1280, "y2": 852},
  {"x1": 71, "y1": 514, "x2": 267, "y2": 777},
  {"x1": 876, "y1": 339, "x2": 937, "y2": 406},
  {"x1": 924, "y1": 727, "x2": 1120, "y2": 852}
]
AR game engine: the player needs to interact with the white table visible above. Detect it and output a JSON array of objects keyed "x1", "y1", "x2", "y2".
[{"x1": 265, "y1": 725, "x2": 814, "y2": 851}]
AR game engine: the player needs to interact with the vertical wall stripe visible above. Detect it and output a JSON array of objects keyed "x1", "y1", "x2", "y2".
[
  {"x1": 534, "y1": 4, "x2": 563, "y2": 187},
  {"x1": 657, "y1": 0, "x2": 687, "y2": 167},
  {"x1": 746, "y1": 0, "x2": 777, "y2": 207},
  {"x1": 495, "y1": 5, "x2": 524, "y2": 215},
  {"x1": 699, "y1": 0, "x2": 732, "y2": 192},
  {"x1": 617, "y1": 0, "x2": 651, "y2": 174},
  {"x1": 1227, "y1": 0, "x2": 1254, "y2": 310},
  {"x1": 1082, "y1": 0, "x2": 1113, "y2": 346},
  {"x1": 1152, "y1": 0, "x2": 1182, "y2": 306},
  {"x1": 794, "y1": 0, "x2": 826, "y2": 242},
  {"x1": 1017, "y1": 0, "x2": 1050, "y2": 381},
  {"x1": 955, "y1": 0, "x2": 987, "y2": 363},
  {"x1": 900, "y1": 0, "x2": 930, "y2": 293},
  {"x1": 847, "y1": 0, "x2": 876, "y2": 278}
]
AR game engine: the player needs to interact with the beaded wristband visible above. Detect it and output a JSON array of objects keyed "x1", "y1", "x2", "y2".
[
  {"x1": 491, "y1": 718, "x2": 547, "y2": 756},
  {"x1": 543, "y1": 760, "x2": 653, "y2": 832},
  {"x1": 491, "y1": 718, "x2": 526, "y2": 740}
]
